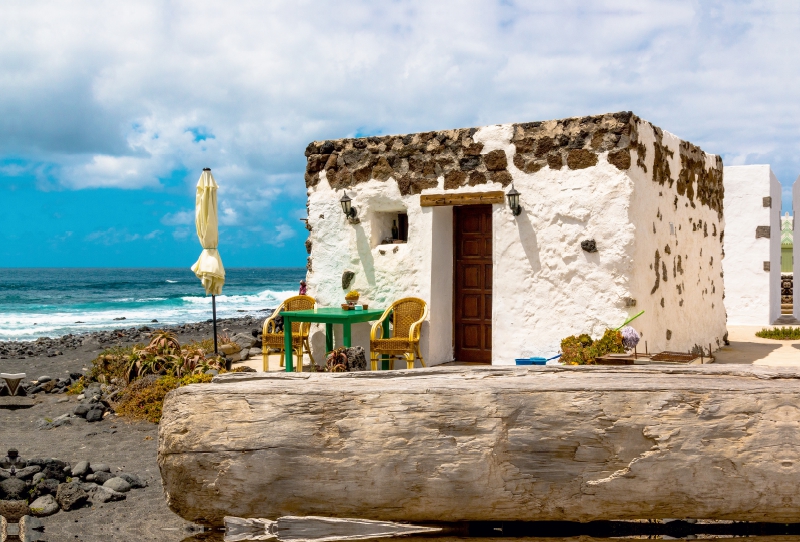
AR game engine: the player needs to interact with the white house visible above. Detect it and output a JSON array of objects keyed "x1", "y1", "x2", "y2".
[
  {"x1": 722, "y1": 165, "x2": 781, "y2": 325},
  {"x1": 302, "y1": 112, "x2": 727, "y2": 365}
]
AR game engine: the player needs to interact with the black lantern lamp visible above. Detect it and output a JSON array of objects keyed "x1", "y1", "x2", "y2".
[
  {"x1": 340, "y1": 192, "x2": 360, "y2": 224},
  {"x1": 506, "y1": 184, "x2": 522, "y2": 216}
]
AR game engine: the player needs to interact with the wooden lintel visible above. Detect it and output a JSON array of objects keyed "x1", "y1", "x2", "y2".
[{"x1": 419, "y1": 191, "x2": 504, "y2": 207}]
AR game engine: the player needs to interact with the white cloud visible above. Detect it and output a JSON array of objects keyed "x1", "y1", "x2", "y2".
[
  {"x1": 172, "y1": 227, "x2": 191, "y2": 240},
  {"x1": 1, "y1": 0, "x2": 800, "y2": 214},
  {"x1": 85, "y1": 227, "x2": 141, "y2": 245},
  {"x1": 144, "y1": 229, "x2": 163, "y2": 240},
  {"x1": 219, "y1": 205, "x2": 239, "y2": 226},
  {"x1": 273, "y1": 224, "x2": 296, "y2": 245},
  {"x1": 161, "y1": 210, "x2": 194, "y2": 226}
]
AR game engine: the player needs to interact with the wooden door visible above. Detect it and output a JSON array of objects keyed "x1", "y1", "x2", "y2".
[{"x1": 454, "y1": 205, "x2": 492, "y2": 362}]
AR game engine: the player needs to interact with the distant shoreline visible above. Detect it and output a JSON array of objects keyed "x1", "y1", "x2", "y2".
[
  {"x1": 0, "y1": 267, "x2": 304, "y2": 342},
  {"x1": 0, "y1": 313, "x2": 270, "y2": 358}
]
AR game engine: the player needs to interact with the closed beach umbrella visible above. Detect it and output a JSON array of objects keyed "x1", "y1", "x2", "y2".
[{"x1": 190, "y1": 168, "x2": 225, "y2": 354}]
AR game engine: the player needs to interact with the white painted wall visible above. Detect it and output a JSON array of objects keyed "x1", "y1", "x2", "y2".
[
  {"x1": 627, "y1": 122, "x2": 727, "y2": 353},
  {"x1": 795, "y1": 176, "x2": 800, "y2": 320},
  {"x1": 770, "y1": 171, "x2": 781, "y2": 323},
  {"x1": 722, "y1": 165, "x2": 776, "y2": 325},
  {"x1": 473, "y1": 124, "x2": 634, "y2": 362},
  {"x1": 306, "y1": 174, "x2": 438, "y2": 366},
  {"x1": 429, "y1": 206, "x2": 454, "y2": 363},
  {"x1": 305, "y1": 117, "x2": 727, "y2": 365}
]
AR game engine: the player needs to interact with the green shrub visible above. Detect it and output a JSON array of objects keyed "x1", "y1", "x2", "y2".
[
  {"x1": 560, "y1": 329, "x2": 625, "y2": 365},
  {"x1": 87, "y1": 333, "x2": 221, "y2": 424},
  {"x1": 66, "y1": 379, "x2": 84, "y2": 395},
  {"x1": 755, "y1": 327, "x2": 800, "y2": 340}
]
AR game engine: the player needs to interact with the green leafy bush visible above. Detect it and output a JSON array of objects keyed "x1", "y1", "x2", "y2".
[
  {"x1": 560, "y1": 329, "x2": 625, "y2": 365},
  {"x1": 755, "y1": 327, "x2": 800, "y2": 340}
]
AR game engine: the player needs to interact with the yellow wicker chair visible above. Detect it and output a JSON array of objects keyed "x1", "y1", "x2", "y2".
[
  {"x1": 262, "y1": 295, "x2": 316, "y2": 372},
  {"x1": 369, "y1": 297, "x2": 428, "y2": 370}
]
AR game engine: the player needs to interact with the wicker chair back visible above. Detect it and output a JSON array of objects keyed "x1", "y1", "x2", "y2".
[{"x1": 392, "y1": 299, "x2": 425, "y2": 339}]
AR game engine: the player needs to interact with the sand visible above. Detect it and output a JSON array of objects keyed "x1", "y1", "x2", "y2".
[{"x1": 714, "y1": 325, "x2": 800, "y2": 366}]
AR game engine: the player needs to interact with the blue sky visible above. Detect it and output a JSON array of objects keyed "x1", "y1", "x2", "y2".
[{"x1": 1, "y1": 1, "x2": 800, "y2": 267}]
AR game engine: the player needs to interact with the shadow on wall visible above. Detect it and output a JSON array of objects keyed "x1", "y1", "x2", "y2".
[
  {"x1": 515, "y1": 211, "x2": 542, "y2": 275},
  {"x1": 354, "y1": 225, "x2": 376, "y2": 287}
]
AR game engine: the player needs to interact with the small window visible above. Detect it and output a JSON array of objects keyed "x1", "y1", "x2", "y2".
[
  {"x1": 370, "y1": 210, "x2": 409, "y2": 248},
  {"x1": 398, "y1": 213, "x2": 408, "y2": 242}
]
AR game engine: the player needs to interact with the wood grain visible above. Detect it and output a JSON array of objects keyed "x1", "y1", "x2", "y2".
[
  {"x1": 419, "y1": 191, "x2": 504, "y2": 207},
  {"x1": 158, "y1": 366, "x2": 800, "y2": 526}
]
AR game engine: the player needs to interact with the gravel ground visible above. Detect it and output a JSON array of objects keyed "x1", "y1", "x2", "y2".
[{"x1": 0, "y1": 316, "x2": 264, "y2": 542}]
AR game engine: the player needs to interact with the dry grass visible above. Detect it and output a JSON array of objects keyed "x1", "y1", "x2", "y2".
[{"x1": 116, "y1": 373, "x2": 213, "y2": 423}]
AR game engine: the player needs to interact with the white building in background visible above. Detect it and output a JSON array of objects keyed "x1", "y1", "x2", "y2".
[
  {"x1": 722, "y1": 165, "x2": 781, "y2": 325},
  {"x1": 794, "y1": 176, "x2": 800, "y2": 320},
  {"x1": 302, "y1": 112, "x2": 727, "y2": 364}
]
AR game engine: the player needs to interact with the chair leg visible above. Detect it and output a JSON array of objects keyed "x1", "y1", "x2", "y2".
[
  {"x1": 370, "y1": 351, "x2": 378, "y2": 371},
  {"x1": 262, "y1": 350, "x2": 269, "y2": 372},
  {"x1": 295, "y1": 347, "x2": 303, "y2": 372},
  {"x1": 279, "y1": 350, "x2": 285, "y2": 367},
  {"x1": 405, "y1": 353, "x2": 414, "y2": 370},
  {"x1": 415, "y1": 344, "x2": 427, "y2": 367}
]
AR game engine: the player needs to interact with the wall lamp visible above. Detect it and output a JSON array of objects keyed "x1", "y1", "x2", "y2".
[
  {"x1": 506, "y1": 184, "x2": 522, "y2": 216},
  {"x1": 340, "y1": 193, "x2": 360, "y2": 224}
]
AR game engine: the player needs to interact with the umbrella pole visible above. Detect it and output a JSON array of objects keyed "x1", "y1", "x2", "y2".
[{"x1": 212, "y1": 294, "x2": 218, "y2": 355}]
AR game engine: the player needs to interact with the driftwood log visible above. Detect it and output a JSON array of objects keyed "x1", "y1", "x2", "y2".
[{"x1": 158, "y1": 366, "x2": 800, "y2": 526}]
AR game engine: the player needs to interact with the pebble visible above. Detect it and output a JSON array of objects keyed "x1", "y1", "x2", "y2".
[
  {"x1": 117, "y1": 472, "x2": 147, "y2": 489},
  {"x1": 29, "y1": 494, "x2": 59, "y2": 517},
  {"x1": 103, "y1": 477, "x2": 132, "y2": 493},
  {"x1": 30, "y1": 478, "x2": 59, "y2": 500},
  {"x1": 90, "y1": 485, "x2": 126, "y2": 503},
  {"x1": 55, "y1": 481, "x2": 88, "y2": 511},
  {"x1": 85, "y1": 407, "x2": 105, "y2": 423},
  {"x1": 92, "y1": 463, "x2": 110, "y2": 473},
  {"x1": 91, "y1": 471, "x2": 114, "y2": 485},
  {"x1": 71, "y1": 460, "x2": 90, "y2": 478}
]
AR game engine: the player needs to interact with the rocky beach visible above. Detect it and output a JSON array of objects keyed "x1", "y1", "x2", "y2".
[{"x1": 0, "y1": 315, "x2": 268, "y2": 541}]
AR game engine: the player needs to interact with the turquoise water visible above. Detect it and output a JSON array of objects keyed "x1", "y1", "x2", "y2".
[{"x1": 0, "y1": 267, "x2": 305, "y2": 341}]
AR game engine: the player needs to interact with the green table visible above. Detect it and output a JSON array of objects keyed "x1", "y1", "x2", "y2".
[{"x1": 281, "y1": 307, "x2": 388, "y2": 372}]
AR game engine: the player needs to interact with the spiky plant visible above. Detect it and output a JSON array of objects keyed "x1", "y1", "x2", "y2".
[{"x1": 147, "y1": 330, "x2": 181, "y2": 353}]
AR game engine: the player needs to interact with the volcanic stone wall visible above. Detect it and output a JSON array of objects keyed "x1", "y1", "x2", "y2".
[{"x1": 305, "y1": 111, "x2": 724, "y2": 220}]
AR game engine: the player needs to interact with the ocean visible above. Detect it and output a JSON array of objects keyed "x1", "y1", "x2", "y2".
[{"x1": 0, "y1": 268, "x2": 305, "y2": 341}]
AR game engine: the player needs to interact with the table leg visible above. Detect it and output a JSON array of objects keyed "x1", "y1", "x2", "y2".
[
  {"x1": 343, "y1": 323, "x2": 352, "y2": 348},
  {"x1": 381, "y1": 318, "x2": 390, "y2": 370},
  {"x1": 284, "y1": 317, "x2": 294, "y2": 372},
  {"x1": 326, "y1": 323, "x2": 333, "y2": 353}
]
